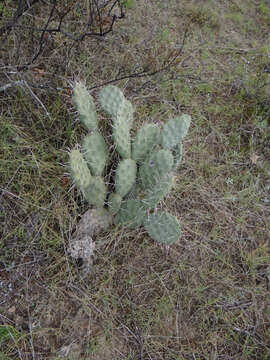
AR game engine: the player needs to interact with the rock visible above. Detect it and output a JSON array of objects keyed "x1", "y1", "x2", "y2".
[{"x1": 68, "y1": 208, "x2": 112, "y2": 274}]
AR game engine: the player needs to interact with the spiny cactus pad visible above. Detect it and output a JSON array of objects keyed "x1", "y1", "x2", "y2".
[
  {"x1": 70, "y1": 149, "x2": 92, "y2": 190},
  {"x1": 114, "y1": 199, "x2": 145, "y2": 228},
  {"x1": 115, "y1": 159, "x2": 137, "y2": 197},
  {"x1": 82, "y1": 132, "x2": 108, "y2": 176},
  {"x1": 142, "y1": 176, "x2": 173, "y2": 209},
  {"x1": 143, "y1": 211, "x2": 181, "y2": 244},
  {"x1": 113, "y1": 111, "x2": 131, "y2": 158},
  {"x1": 132, "y1": 123, "x2": 160, "y2": 162},
  {"x1": 139, "y1": 149, "x2": 174, "y2": 188},
  {"x1": 84, "y1": 176, "x2": 107, "y2": 208},
  {"x1": 99, "y1": 85, "x2": 125, "y2": 117},
  {"x1": 107, "y1": 193, "x2": 122, "y2": 215},
  {"x1": 73, "y1": 82, "x2": 98, "y2": 131},
  {"x1": 161, "y1": 114, "x2": 191, "y2": 149},
  {"x1": 118, "y1": 99, "x2": 134, "y2": 127}
]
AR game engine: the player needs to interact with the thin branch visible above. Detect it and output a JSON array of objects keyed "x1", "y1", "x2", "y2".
[
  {"x1": 88, "y1": 23, "x2": 190, "y2": 90},
  {"x1": 0, "y1": 0, "x2": 125, "y2": 66},
  {"x1": 0, "y1": 0, "x2": 41, "y2": 37},
  {"x1": 0, "y1": 80, "x2": 25, "y2": 92},
  {"x1": 0, "y1": 79, "x2": 51, "y2": 118},
  {"x1": 23, "y1": 81, "x2": 51, "y2": 119},
  {"x1": 29, "y1": 0, "x2": 57, "y2": 65}
]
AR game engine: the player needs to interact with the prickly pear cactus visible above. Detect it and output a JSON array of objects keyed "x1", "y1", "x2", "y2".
[
  {"x1": 69, "y1": 82, "x2": 191, "y2": 269},
  {"x1": 144, "y1": 212, "x2": 181, "y2": 245}
]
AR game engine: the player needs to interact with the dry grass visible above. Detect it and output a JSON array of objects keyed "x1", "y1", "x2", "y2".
[{"x1": 1, "y1": 0, "x2": 270, "y2": 359}]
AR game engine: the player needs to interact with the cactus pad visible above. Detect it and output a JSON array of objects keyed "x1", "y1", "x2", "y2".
[
  {"x1": 161, "y1": 114, "x2": 191, "y2": 149},
  {"x1": 113, "y1": 111, "x2": 131, "y2": 158},
  {"x1": 139, "y1": 149, "x2": 174, "y2": 188},
  {"x1": 70, "y1": 149, "x2": 92, "y2": 191},
  {"x1": 118, "y1": 99, "x2": 134, "y2": 127},
  {"x1": 99, "y1": 85, "x2": 125, "y2": 117},
  {"x1": 132, "y1": 123, "x2": 160, "y2": 162},
  {"x1": 82, "y1": 132, "x2": 108, "y2": 176},
  {"x1": 142, "y1": 176, "x2": 173, "y2": 209},
  {"x1": 73, "y1": 82, "x2": 98, "y2": 131},
  {"x1": 144, "y1": 211, "x2": 181, "y2": 244},
  {"x1": 114, "y1": 199, "x2": 146, "y2": 228},
  {"x1": 84, "y1": 176, "x2": 107, "y2": 208},
  {"x1": 115, "y1": 159, "x2": 137, "y2": 197},
  {"x1": 107, "y1": 193, "x2": 122, "y2": 215}
]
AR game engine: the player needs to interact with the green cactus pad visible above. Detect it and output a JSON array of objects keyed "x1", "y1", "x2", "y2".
[
  {"x1": 143, "y1": 211, "x2": 181, "y2": 244},
  {"x1": 139, "y1": 149, "x2": 174, "y2": 188},
  {"x1": 84, "y1": 176, "x2": 107, "y2": 208},
  {"x1": 114, "y1": 199, "x2": 145, "y2": 228},
  {"x1": 73, "y1": 82, "x2": 98, "y2": 131},
  {"x1": 124, "y1": 182, "x2": 143, "y2": 200},
  {"x1": 115, "y1": 159, "x2": 137, "y2": 197},
  {"x1": 82, "y1": 132, "x2": 108, "y2": 176},
  {"x1": 70, "y1": 149, "x2": 92, "y2": 191},
  {"x1": 107, "y1": 193, "x2": 122, "y2": 215},
  {"x1": 99, "y1": 85, "x2": 125, "y2": 117},
  {"x1": 113, "y1": 111, "x2": 131, "y2": 158},
  {"x1": 161, "y1": 114, "x2": 191, "y2": 149},
  {"x1": 132, "y1": 123, "x2": 160, "y2": 162},
  {"x1": 118, "y1": 99, "x2": 134, "y2": 127},
  {"x1": 142, "y1": 176, "x2": 173, "y2": 209}
]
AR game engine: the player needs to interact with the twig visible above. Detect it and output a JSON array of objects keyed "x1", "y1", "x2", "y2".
[
  {"x1": 7, "y1": 328, "x2": 24, "y2": 360},
  {"x1": 0, "y1": 79, "x2": 51, "y2": 119},
  {"x1": 23, "y1": 81, "x2": 51, "y2": 119},
  {"x1": 0, "y1": 0, "x2": 126, "y2": 66},
  {"x1": 0, "y1": 0, "x2": 41, "y2": 38},
  {"x1": 88, "y1": 23, "x2": 191, "y2": 90},
  {"x1": 30, "y1": 0, "x2": 57, "y2": 65},
  {"x1": 0, "y1": 80, "x2": 25, "y2": 92}
]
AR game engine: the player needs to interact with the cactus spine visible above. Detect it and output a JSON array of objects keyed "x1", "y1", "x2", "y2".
[{"x1": 70, "y1": 82, "x2": 191, "y2": 245}]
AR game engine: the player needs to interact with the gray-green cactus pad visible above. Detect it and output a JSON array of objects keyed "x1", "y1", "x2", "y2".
[
  {"x1": 115, "y1": 159, "x2": 137, "y2": 198},
  {"x1": 70, "y1": 149, "x2": 92, "y2": 191},
  {"x1": 118, "y1": 99, "x2": 134, "y2": 127},
  {"x1": 113, "y1": 111, "x2": 131, "y2": 158},
  {"x1": 99, "y1": 85, "x2": 125, "y2": 117},
  {"x1": 107, "y1": 193, "x2": 122, "y2": 215},
  {"x1": 82, "y1": 132, "x2": 108, "y2": 176},
  {"x1": 73, "y1": 82, "x2": 98, "y2": 131},
  {"x1": 142, "y1": 176, "x2": 173, "y2": 210},
  {"x1": 84, "y1": 176, "x2": 107, "y2": 208},
  {"x1": 132, "y1": 123, "x2": 160, "y2": 162},
  {"x1": 161, "y1": 114, "x2": 191, "y2": 149},
  {"x1": 114, "y1": 199, "x2": 146, "y2": 228},
  {"x1": 139, "y1": 149, "x2": 174, "y2": 188},
  {"x1": 124, "y1": 182, "x2": 142, "y2": 200},
  {"x1": 143, "y1": 211, "x2": 181, "y2": 244}
]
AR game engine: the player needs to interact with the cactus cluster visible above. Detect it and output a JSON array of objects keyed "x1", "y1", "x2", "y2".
[{"x1": 70, "y1": 82, "x2": 191, "y2": 245}]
